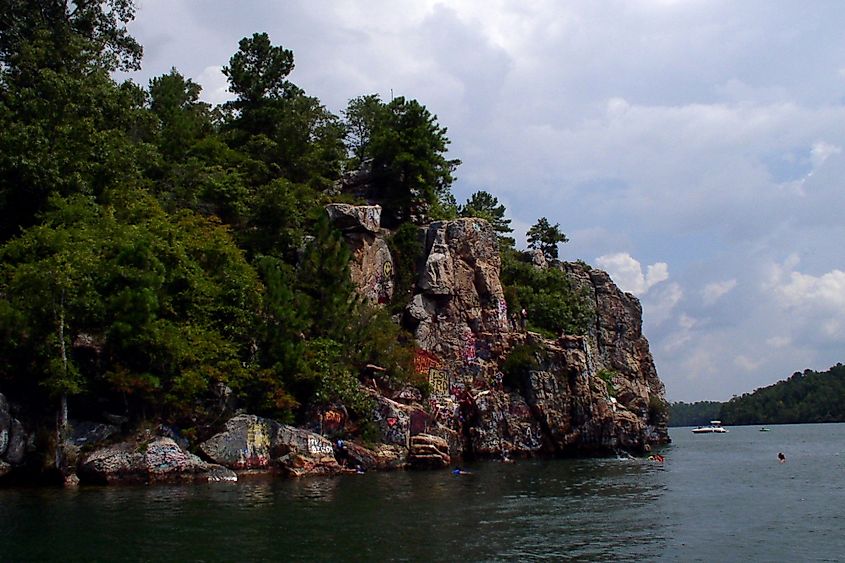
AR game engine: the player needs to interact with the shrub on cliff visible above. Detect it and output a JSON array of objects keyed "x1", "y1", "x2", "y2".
[{"x1": 501, "y1": 250, "x2": 593, "y2": 337}]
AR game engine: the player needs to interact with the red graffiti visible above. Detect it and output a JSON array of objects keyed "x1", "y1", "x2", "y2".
[{"x1": 414, "y1": 349, "x2": 441, "y2": 374}]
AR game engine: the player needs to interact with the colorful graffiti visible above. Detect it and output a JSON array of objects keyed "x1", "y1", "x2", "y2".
[
  {"x1": 497, "y1": 297, "x2": 508, "y2": 327},
  {"x1": 410, "y1": 410, "x2": 428, "y2": 435},
  {"x1": 429, "y1": 369, "x2": 449, "y2": 396},
  {"x1": 414, "y1": 349, "x2": 450, "y2": 397},
  {"x1": 322, "y1": 410, "x2": 343, "y2": 433},
  {"x1": 414, "y1": 349, "x2": 440, "y2": 374},
  {"x1": 461, "y1": 328, "x2": 477, "y2": 361}
]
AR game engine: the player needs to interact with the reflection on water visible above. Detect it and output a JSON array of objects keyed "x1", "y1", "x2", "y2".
[
  {"x1": 3, "y1": 425, "x2": 844, "y2": 561},
  {"x1": 1, "y1": 458, "x2": 668, "y2": 561}
]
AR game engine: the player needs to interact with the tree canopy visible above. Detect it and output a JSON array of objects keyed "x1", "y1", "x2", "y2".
[{"x1": 527, "y1": 217, "x2": 568, "y2": 261}]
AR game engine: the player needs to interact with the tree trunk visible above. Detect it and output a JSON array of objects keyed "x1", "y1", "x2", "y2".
[{"x1": 54, "y1": 289, "x2": 69, "y2": 474}]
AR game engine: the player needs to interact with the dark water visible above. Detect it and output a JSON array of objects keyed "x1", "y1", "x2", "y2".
[{"x1": 2, "y1": 424, "x2": 844, "y2": 562}]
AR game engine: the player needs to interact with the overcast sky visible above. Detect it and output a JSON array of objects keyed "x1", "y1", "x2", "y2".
[{"x1": 124, "y1": 0, "x2": 845, "y2": 402}]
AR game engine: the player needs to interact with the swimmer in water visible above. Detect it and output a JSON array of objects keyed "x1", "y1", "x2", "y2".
[{"x1": 778, "y1": 452, "x2": 786, "y2": 463}]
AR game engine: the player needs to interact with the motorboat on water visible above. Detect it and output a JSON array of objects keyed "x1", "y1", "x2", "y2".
[
  {"x1": 759, "y1": 427, "x2": 771, "y2": 432},
  {"x1": 691, "y1": 420, "x2": 728, "y2": 434}
]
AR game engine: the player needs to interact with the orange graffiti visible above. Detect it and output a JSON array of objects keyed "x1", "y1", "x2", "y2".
[
  {"x1": 323, "y1": 410, "x2": 342, "y2": 425},
  {"x1": 414, "y1": 349, "x2": 440, "y2": 374}
]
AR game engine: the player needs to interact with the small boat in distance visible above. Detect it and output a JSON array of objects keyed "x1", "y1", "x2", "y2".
[
  {"x1": 759, "y1": 427, "x2": 771, "y2": 432},
  {"x1": 692, "y1": 421, "x2": 728, "y2": 434}
]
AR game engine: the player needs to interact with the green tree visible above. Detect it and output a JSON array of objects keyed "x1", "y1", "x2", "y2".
[
  {"x1": 500, "y1": 250, "x2": 593, "y2": 337},
  {"x1": 0, "y1": 0, "x2": 142, "y2": 73},
  {"x1": 527, "y1": 217, "x2": 568, "y2": 261},
  {"x1": 148, "y1": 68, "x2": 212, "y2": 161},
  {"x1": 0, "y1": 0, "x2": 153, "y2": 241},
  {"x1": 0, "y1": 192, "x2": 264, "y2": 428},
  {"x1": 343, "y1": 95, "x2": 459, "y2": 227},
  {"x1": 221, "y1": 33, "x2": 344, "y2": 190},
  {"x1": 344, "y1": 94, "x2": 383, "y2": 166},
  {"x1": 223, "y1": 32, "x2": 295, "y2": 112},
  {"x1": 458, "y1": 190, "x2": 515, "y2": 248}
]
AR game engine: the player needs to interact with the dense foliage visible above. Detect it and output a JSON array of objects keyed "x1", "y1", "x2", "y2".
[
  {"x1": 719, "y1": 364, "x2": 845, "y2": 425},
  {"x1": 0, "y1": 2, "x2": 591, "y2": 441},
  {"x1": 500, "y1": 249, "x2": 593, "y2": 337},
  {"x1": 668, "y1": 363, "x2": 845, "y2": 426},
  {"x1": 667, "y1": 401, "x2": 724, "y2": 427}
]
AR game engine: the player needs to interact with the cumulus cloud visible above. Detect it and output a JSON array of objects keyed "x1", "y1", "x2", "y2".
[
  {"x1": 195, "y1": 66, "x2": 231, "y2": 106},
  {"x1": 595, "y1": 252, "x2": 668, "y2": 295},
  {"x1": 768, "y1": 264, "x2": 845, "y2": 343},
  {"x1": 643, "y1": 282, "x2": 683, "y2": 326}
]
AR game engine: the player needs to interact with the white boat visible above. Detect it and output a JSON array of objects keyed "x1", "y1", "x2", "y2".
[{"x1": 691, "y1": 420, "x2": 728, "y2": 434}]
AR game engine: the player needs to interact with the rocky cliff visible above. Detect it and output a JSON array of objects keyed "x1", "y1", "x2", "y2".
[
  {"x1": 331, "y1": 205, "x2": 669, "y2": 461},
  {"x1": 0, "y1": 206, "x2": 669, "y2": 486}
]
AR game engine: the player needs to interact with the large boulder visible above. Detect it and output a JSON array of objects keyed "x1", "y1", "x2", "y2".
[
  {"x1": 199, "y1": 414, "x2": 279, "y2": 469},
  {"x1": 3, "y1": 418, "x2": 27, "y2": 465},
  {"x1": 325, "y1": 203, "x2": 382, "y2": 234},
  {"x1": 78, "y1": 437, "x2": 236, "y2": 484},
  {"x1": 199, "y1": 414, "x2": 341, "y2": 477}
]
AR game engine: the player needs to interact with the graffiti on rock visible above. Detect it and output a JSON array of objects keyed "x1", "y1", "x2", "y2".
[
  {"x1": 497, "y1": 298, "x2": 509, "y2": 327},
  {"x1": 322, "y1": 410, "x2": 344, "y2": 433},
  {"x1": 461, "y1": 328, "x2": 477, "y2": 361},
  {"x1": 429, "y1": 369, "x2": 449, "y2": 396},
  {"x1": 307, "y1": 436, "x2": 334, "y2": 456},
  {"x1": 415, "y1": 349, "x2": 450, "y2": 397}
]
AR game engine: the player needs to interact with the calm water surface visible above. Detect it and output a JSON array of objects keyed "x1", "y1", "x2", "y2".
[{"x1": 2, "y1": 423, "x2": 844, "y2": 561}]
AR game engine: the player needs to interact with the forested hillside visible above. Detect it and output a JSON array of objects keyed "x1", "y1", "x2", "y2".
[
  {"x1": 669, "y1": 363, "x2": 845, "y2": 426},
  {"x1": 718, "y1": 364, "x2": 845, "y2": 425},
  {"x1": 666, "y1": 401, "x2": 722, "y2": 427}
]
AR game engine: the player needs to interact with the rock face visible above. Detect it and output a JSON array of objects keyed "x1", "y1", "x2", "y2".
[
  {"x1": 78, "y1": 437, "x2": 236, "y2": 484},
  {"x1": 326, "y1": 204, "x2": 394, "y2": 305},
  {"x1": 323, "y1": 206, "x2": 669, "y2": 458},
  {"x1": 0, "y1": 394, "x2": 30, "y2": 475},
  {"x1": 199, "y1": 414, "x2": 341, "y2": 477},
  {"x1": 395, "y1": 217, "x2": 669, "y2": 458}
]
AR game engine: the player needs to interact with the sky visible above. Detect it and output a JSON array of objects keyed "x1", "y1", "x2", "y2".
[{"x1": 122, "y1": 0, "x2": 845, "y2": 402}]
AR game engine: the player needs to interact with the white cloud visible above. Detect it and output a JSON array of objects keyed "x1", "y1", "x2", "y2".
[
  {"x1": 195, "y1": 65, "x2": 231, "y2": 106},
  {"x1": 644, "y1": 282, "x2": 683, "y2": 326},
  {"x1": 766, "y1": 336, "x2": 791, "y2": 348},
  {"x1": 701, "y1": 279, "x2": 737, "y2": 305},
  {"x1": 775, "y1": 268, "x2": 845, "y2": 313},
  {"x1": 810, "y1": 141, "x2": 841, "y2": 169},
  {"x1": 595, "y1": 252, "x2": 668, "y2": 295}
]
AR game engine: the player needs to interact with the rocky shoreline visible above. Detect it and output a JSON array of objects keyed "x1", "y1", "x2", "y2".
[{"x1": 1, "y1": 205, "x2": 669, "y2": 487}]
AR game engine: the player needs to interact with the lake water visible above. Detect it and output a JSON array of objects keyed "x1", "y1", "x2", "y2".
[{"x1": 2, "y1": 423, "x2": 844, "y2": 561}]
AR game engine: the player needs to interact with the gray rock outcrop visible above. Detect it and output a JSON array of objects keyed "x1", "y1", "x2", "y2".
[
  {"x1": 326, "y1": 204, "x2": 394, "y2": 305},
  {"x1": 199, "y1": 414, "x2": 341, "y2": 477},
  {"x1": 393, "y1": 216, "x2": 669, "y2": 459},
  {"x1": 0, "y1": 394, "x2": 30, "y2": 472},
  {"x1": 78, "y1": 437, "x2": 236, "y2": 484}
]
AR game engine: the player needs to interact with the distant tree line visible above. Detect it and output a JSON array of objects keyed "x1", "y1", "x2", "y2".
[{"x1": 669, "y1": 363, "x2": 845, "y2": 426}]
